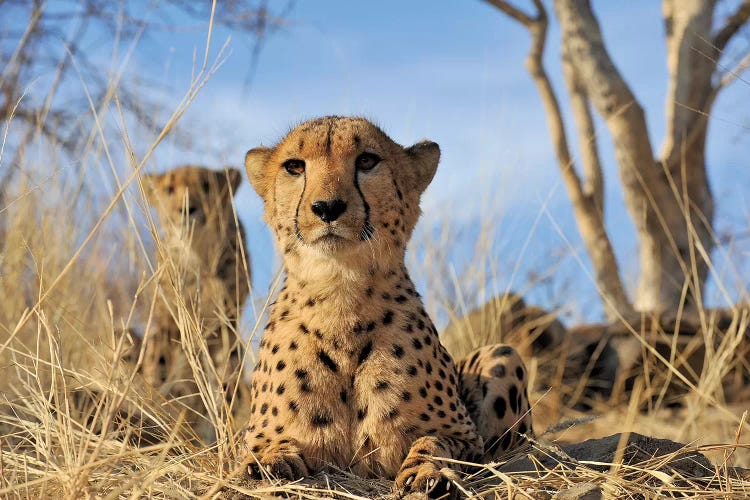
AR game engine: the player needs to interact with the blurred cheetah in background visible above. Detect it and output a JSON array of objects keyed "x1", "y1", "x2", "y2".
[
  {"x1": 241, "y1": 116, "x2": 533, "y2": 496},
  {"x1": 129, "y1": 166, "x2": 250, "y2": 439}
]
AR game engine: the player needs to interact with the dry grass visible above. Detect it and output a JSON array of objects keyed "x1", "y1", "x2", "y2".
[{"x1": 2, "y1": 13, "x2": 750, "y2": 500}]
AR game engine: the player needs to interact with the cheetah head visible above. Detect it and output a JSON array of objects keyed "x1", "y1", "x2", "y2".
[
  {"x1": 143, "y1": 166, "x2": 242, "y2": 232},
  {"x1": 244, "y1": 116, "x2": 439, "y2": 268}
]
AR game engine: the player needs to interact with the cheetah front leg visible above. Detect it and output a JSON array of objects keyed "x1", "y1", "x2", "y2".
[
  {"x1": 244, "y1": 436, "x2": 310, "y2": 481},
  {"x1": 394, "y1": 436, "x2": 470, "y2": 497}
]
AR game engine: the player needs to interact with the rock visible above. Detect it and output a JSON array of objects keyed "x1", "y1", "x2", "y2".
[
  {"x1": 552, "y1": 483, "x2": 602, "y2": 500},
  {"x1": 501, "y1": 432, "x2": 715, "y2": 479}
]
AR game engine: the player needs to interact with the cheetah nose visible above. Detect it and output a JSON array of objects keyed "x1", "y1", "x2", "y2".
[{"x1": 311, "y1": 199, "x2": 347, "y2": 223}]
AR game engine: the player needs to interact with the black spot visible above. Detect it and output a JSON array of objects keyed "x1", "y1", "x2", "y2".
[
  {"x1": 375, "y1": 380, "x2": 389, "y2": 391},
  {"x1": 358, "y1": 341, "x2": 373, "y2": 365},
  {"x1": 493, "y1": 345, "x2": 514, "y2": 357},
  {"x1": 276, "y1": 360, "x2": 286, "y2": 371},
  {"x1": 402, "y1": 391, "x2": 412, "y2": 401},
  {"x1": 509, "y1": 385, "x2": 520, "y2": 413},
  {"x1": 357, "y1": 407, "x2": 368, "y2": 420},
  {"x1": 434, "y1": 396, "x2": 443, "y2": 406},
  {"x1": 516, "y1": 366, "x2": 524, "y2": 380},
  {"x1": 275, "y1": 425, "x2": 284, "y2": 434},
  {"x1": 435, "y1": 381, "x2": 443, "y2": 391},
  {"x1": 392, "y1": 344, "x2": 405, "y2": 358},
  {"x1": 271, "y1": 344, "x2": 279, "y2": 354},
  {"x1": 311, "y1": 414, "x2": 332, "y2": 427},
  {"x1": 276, "y1": 384, "x2": 285, "y2": 395},
  {"x1": 419, "y1": 413, "x2": 430, "y2": 422},
  {"x1": 412, "y1": 338, "x2": 423, "y2": 350},
  {"x1": 382, "y1": 292, "x2": 391, "y2": 300},
  {"x1": 437, "y1": 410, "x2": 446, "y2": 418},
  {"x1": 394, "y1": 295, "x2": 407, "y2": 303},
  {"x1": 340, "y1": 390, "x2": 348, "y2": 403},
  {"x1": 260, "y1": 403, "x2": 268, "y2": 415},
  {"x1": 419, "y1": 387, "x2": 428, "y2": 398},
  {"x1": 318, "y1": 350, "x2": 338, "y2": 372},
  {"x1": 407, "y1": 365, "x2": 418, "y2": 376},
  {"x1": 299, "y1": 323, "x2": 309, "y2": 334},
  {"x1": 501, "y1": 432, "x2": 513, "y2": 450},
  {"x1": 300, "y1": 381, "x2": 312, "y2": 393},
  {"x1": 423, "y1": 336, "x2": 432, "y2": 346},
  {"x1": 289, "y1": 401, "x2": 299, "y2": 412},
  {"x1": 387, "y1": 408, "x2": 400, "y2": 419},
  {"x1": 492, "y1": 364, "x2": 506, "y2": 377},
  {"x1": 425, "y1": 362, "x2": 432, "y2": 374},
  {"x1": 294, "y1": 369, "x2": 307, "y2": 379},
  {"x1": 493, "y1": 396, "x2": 507, "y2": 419},
  {"x1": 272, "y1": 407, "x2": 278, "y2": 416},
  {"x1": 382, "y1": 311, "x2": 394, "y2": 325},
  {"x1": 314, "y1": 329, "x2": 324, "y2": 339},
  {"x1": 290, "y1": 341, "x2": 298, "y2": 350},
  {"x1": 366, "y1": 321, "x2": 376, "y2": 332},
  {"x1": 305, "y1": 298, "x2": 316, "y2": 307},
  {"x1": 366, "y1": 287, "x2": 373, "y2": 297}
]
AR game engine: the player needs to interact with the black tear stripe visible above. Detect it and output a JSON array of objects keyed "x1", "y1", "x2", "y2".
[
  {"x1": 353, "y1": 167, "x2": 374, "y2": 241},
  {"x1": 325, "y1": 121, "x2": 333, "y2": 155},
  {"x1": 293, "y1": 171, "x2": 306, "y2": 242}
]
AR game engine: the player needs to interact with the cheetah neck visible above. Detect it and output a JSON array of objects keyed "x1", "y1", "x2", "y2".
[{"x1": 283, "y1": 256, "x2": 411, "y2": 319}]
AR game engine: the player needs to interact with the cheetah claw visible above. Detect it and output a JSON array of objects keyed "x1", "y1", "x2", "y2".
[
  {"x1": 394, "y1": 463, "x2": 455, "y2": 499},
  {"x1": 247, "y1": 452, "x2": 308, "y2": 481}
]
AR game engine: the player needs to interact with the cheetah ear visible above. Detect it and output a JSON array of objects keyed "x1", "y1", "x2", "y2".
[
  {"x1": 141, "y1": 173, "x2": 161, "y2": 204},
  {"x1": 404, "y1": 140, "x2": 440, "y2": 194},
  {"x1": 244, "y1": 147, "x2": 273, "y2": 200},
  {"x1": 219, "y1": 167, "x2": 243, "y2": 194}
]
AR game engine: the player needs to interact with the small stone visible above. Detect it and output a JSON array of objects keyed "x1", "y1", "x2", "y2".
[{"x1": 552, "y1": 483, "x2": 602, "y2": 500}]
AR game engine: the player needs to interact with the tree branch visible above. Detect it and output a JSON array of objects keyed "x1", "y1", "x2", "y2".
[
  {"x1": 486, "y1": 0, "x2": 633, "y2": 320},
  {"x1": 713, "y1": 0, "x2": 750, "y2": 53},
  {"x1": 482, "y1": 0, "x2": 536, "y2": 26}
]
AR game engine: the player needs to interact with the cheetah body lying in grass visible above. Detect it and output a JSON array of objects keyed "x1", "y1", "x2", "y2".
[
  {"x1": 242, "y1": 116, "x2": 533, "y2": 495},
  {"x1": 133, "y1": 166, "x2": 250, "y2": 435}
]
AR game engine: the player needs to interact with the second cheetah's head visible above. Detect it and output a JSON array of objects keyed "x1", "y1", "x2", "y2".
[
  {"x1": 244, "y1": 116, "x2": 439, "y2": 266},
  {"x1": 143, "y1": 166, "x2": 242, "y2": 231}
]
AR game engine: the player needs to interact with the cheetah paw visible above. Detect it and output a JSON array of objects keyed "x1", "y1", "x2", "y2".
[
  {"x1": 247, "y1": 452, "x2": 309, "y2": 481},
  {"x1": 394, "y1": 461, "x2": 457, "y2": 499}
]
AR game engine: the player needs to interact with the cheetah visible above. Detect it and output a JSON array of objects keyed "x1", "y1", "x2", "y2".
[
  {"x1": 134, "y1": 166, "x2": 250, "y2": 438},
  {"x1": 241, "y1": 116, "x2": 533, "y2": 496}
]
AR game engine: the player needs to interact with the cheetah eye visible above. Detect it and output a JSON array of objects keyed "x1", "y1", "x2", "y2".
[
  {"x1": 283, "y1": 159, "x2": 305, "y2": 176},
  {"x1": 355, "y1": 152, "x2": 381, "y2": 171}
]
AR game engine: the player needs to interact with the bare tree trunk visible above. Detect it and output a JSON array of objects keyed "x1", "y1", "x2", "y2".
[
  {"x1": 483, "y1": 0, "x2": 633, "y2": 320},
  {"x1": 553, "y1": 0, "x2": 719, "y2": 312},
  {"x1": 487, "y1": 0, "x2": 750, "y2": 315}
]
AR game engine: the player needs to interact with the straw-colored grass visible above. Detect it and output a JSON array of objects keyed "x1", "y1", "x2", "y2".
[{"x1": 2, "y1": 13, "x2": 750, "y2": 500}]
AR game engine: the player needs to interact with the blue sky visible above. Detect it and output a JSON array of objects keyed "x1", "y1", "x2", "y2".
[
  {"x1": 10, "y1": 1, "x2": 749, "y2": 326},
  {"x1": 143, "y1": 0, "x2": 750, "y2": 325}
]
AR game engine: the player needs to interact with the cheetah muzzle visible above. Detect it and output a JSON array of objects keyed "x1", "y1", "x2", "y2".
[{"x1": 241, "y1": 116, "x2": 533, "y2": 496}]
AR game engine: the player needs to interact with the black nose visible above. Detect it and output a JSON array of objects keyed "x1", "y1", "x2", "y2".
[{"x1": 311, "y1": 199, "x2": 347, "y2": 223}]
